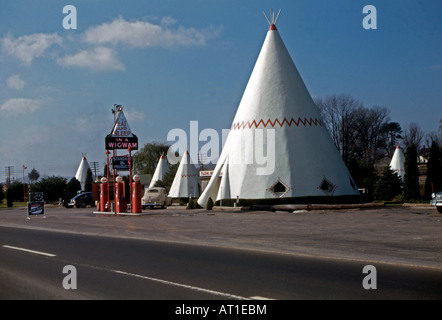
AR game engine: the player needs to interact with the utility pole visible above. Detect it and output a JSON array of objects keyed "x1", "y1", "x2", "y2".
[
  {"x1": 90, "y1": 161, "x2": 100, "y2": 178},
  {"x1": 5, "y1": 166, "x2": 14, "y2": 187}
]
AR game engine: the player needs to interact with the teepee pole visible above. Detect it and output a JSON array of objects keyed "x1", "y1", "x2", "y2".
[
  {"x1": 263, "y1": 11, "x2": 271, "y2": 25},
  {"x1": 274, "y1": 9, "x2": 282, "y2": 24}
]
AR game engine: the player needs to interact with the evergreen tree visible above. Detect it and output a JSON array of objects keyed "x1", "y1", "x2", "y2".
[
  {"x1": 64, "y1": 177, "x2": 81, "y2": 207},
  {"x1": 5, "y1": 181, "x2": 27, "y2": 206},
  {"x1": 374, "y1": 166, "x2": 403, "y2": 201},
  {"x1": 206, "y1": 197, "x2": 214, "y2": 210},
  {"x1": 85, "y1": 168, "x2": 93, "y2": 192},
  {"x1": 152, "y1": 180, "x2": 165, "y2": 188},
  {"x1": 425, "y1": 141, "x2": 442, "y2": 198},
  {"x1": 0, "y1": 184, "x2": 4, "y2": 204},
  {"x1": 347, "y1": 157, "x2": 376, "y2": 193},
  {"x1": 403, "y1": 144, "x2": 420, "y2": 201},
  {"x1": 28, "y1": 168, "x2": 40, "y2": 184},
  {"x1": 33, "y1": 176, "x2": 67, "y2": 202}
]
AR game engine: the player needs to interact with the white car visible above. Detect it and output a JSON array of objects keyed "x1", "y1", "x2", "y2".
[
  {"x1": 142, "y1": 187, "x2": 172, "y2": 209},
  {"x1": 430, "y1": 191, "x2": 442, "y2": 213}
]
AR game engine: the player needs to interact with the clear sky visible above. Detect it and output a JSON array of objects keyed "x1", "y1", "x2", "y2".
[{"x1": 1, "y1": 0, "x2": 441, "y2": 181}]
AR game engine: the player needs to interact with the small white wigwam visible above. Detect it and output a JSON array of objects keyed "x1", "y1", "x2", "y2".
[
  {"x1": 75, "y1": 154, "x2": 92, "y2": 191},
  {"x1": 389, "y1": 145, "x2": 405, "y2": 181},
  {"x1": 149, "y1": 154, "x2": 170, "y2": 188},
  {"x1": 198, "y1": 10, "x2": 360, "y2": 207},
  {"x1": 169, "y1": 150, "x2": 200, "y2": 198}
]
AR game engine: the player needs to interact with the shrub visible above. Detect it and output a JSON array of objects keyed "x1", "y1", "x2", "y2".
[
  {"x1": 206, "y1": 197, "x2": 214, "y2": 210},
  {"x1": 186, "y1": 198, "x2": 195, "y2": 210},
  {"x1": 403, "y1": 144, "x2": 420, "y2": 201},
  {"x1": 374, "y1": 166, "x2": 403, "y2": 201}
]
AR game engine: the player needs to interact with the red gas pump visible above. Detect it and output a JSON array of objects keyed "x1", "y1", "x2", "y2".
[
  {"x1": 131, "y1": 175, "x2": 142, "y2": 213},
  {"x1": 115, "y1": 176, "x2": 127, "y2": 213},
  {"x1": 99, "y1": 177, "x2": 109, "y2": 212}
]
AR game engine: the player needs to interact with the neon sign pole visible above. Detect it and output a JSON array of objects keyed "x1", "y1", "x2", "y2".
[
  {"x1": 127, "y1": 146, "x2": 132, "y2": 209},
  {"x1": 105, "y1": 150, "x2": 110, "y2": 211},
  {"x1": 112, "y1": 105, "x2": 120, "y2": 212}
]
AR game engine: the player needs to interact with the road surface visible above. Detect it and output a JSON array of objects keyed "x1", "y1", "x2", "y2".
[{"x1": 1, "y1": 226, "x2": 441, "y2": 300}]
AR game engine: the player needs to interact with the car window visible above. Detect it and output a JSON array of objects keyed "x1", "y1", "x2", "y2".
[
  {"x1": 75, "y1": 193, "x2": 91, "y2": 199},
  {"x1": 148, "y1": 190, "x2": 159, "y2": 193}
]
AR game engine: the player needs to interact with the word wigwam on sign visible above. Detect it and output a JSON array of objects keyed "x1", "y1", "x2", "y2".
[{"x1": 105, "y1": 108, "x2": 138, "y2": 150}]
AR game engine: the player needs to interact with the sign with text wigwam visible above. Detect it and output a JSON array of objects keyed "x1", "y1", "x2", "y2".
[{"x1": 105, "y1": 108, "x2": 138, "y2": 150}]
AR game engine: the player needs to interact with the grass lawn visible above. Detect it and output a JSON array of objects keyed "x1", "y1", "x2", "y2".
[{"x1": 0, "y1": 199, "x2": 27, "y2": 209}]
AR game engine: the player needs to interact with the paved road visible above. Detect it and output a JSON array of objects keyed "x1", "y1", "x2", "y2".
[{"x1": 1, "y1": 226, "x2": 442, "y2": 300}]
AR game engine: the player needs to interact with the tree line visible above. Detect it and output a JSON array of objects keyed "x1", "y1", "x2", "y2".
[
  {"x1": 1, "y1": 168, "x2": 94, "y2": 207},
  {"x1": 315, "y1": 93, "x2": 442, "y2": 202}
]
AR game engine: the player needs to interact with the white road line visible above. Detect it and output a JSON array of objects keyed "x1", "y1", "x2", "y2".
[
  {"x1": 1, "y1": 244, "x2": 272, "y2": 299},
  {"x1": 112, "y1": 269, "x2": 250, "y2": 300},
  {"x1": 2, "y1": 245, "x2": 56, "y2": 257}
]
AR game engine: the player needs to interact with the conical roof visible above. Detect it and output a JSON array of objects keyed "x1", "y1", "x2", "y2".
[
  {"x1": 198, "y1": 20, "x2": 359, "y2": 207},
  {"x1": 169, "y1": 151, "x2": 200, "y2": 198},
  {"x1": 149, "y1": 154, "x2": 170, "y2": 188},
  {"x1": 75, "y1": 155, "x2": 92, "y2": 191},
  {"x1": 390, "y1": 145, "x2": 405, "y2": 181}
]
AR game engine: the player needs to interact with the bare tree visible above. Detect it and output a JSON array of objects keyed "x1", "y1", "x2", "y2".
[
  {"x1": 425, "y1": 131, "x2": 441, "y2": 147},
  {"x1": 439, "y1": 118, "x2": 442, "y2": 139},
  {"x1": 402, "y1": 123, "x2": 425, "y2": 149},
  {"x1": 352, "y1": 106, "x2": 391, "y2": 163},
  {"x1": 315, "y1": 93, "x2": 362, "y2": 162},
  {"x1": 315, "y1": 94, "x2": 392, "y2": 163},
  {"x1": 383, "y1": 121, "x2": 403, "y2": 157}
]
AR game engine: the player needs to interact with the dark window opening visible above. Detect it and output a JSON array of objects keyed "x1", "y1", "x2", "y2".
[
  {"x1": 272, "y1": 181, "x2": 287, "y2": 193},
  {"x1": 319, "y1": 180, "x2": 332, "y2": 192}
]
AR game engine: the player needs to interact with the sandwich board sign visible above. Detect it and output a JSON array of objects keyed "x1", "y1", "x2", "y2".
[
  {"x1": 27, "y1": 192, "x2": 45, "y2": 219},
  {"x1": 105, "y1": 108, "x2": 138, "y2": 150}
]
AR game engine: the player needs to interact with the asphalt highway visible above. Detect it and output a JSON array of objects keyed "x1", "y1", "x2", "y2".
[{"x1": 1, "y1": 226, "x2": 442, "y2": 300}]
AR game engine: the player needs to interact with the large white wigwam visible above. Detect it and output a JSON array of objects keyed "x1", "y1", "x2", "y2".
[
  {"x1": 169, "y1": 150, "x2": 200, "y2": 198},
  {"x1": 198, "y1": 11, "x2": 359, "y2": 207},
  {"x1": 389, "y1": 145, "x2": 405, "y2": 181},
  {"x1": 75, "y1": 154, "x2": 92, "y2": 191},
  {"x1": 149, "y1": 154, "x2": 170, "y2": 188}
]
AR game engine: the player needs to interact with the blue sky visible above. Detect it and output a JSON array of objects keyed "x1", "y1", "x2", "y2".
[{"x1": 1, "y1": 0, "x2": 441, "y2": 180}]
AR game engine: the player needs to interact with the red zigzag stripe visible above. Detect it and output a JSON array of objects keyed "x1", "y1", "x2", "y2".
[{"x1": 231, "y1": 117, "x2": 323, "y2": 130}]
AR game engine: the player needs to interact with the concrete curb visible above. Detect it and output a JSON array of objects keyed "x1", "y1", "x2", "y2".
[{"x1": 212, "y1": 202, "x2": 387, "y2": 212}]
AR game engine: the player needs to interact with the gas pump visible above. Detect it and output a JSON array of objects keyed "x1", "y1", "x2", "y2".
[
  {"x1": 99, "y1": 177, "x2": 109, "y2": 212},
  {"x1": 115, "y1": 176, "x2": 127, "y2": 213},
  {"x1": 131, "y1": 175, "x2": 142, "y2": 213}
]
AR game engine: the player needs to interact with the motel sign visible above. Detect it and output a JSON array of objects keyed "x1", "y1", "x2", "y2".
[{"x1": 105, "y1": 108, "x2": 138, "y2": 150}]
